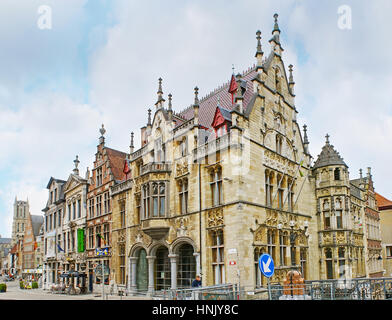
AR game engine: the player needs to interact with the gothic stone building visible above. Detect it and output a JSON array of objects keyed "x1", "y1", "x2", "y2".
[{"x1": 109, "y1": 15, "x2": 379, "y2": 292}]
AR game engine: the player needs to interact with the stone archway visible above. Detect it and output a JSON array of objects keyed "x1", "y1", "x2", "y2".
[
  {"x1": 136, "y1": 248, "x2": 148, "y2": 291},
  {"x1": 155, "y1": 246, "x2": 171, "y2": 291},
  {"x1": 177, "y1": 243, "x2": 196, "y2": 289}
]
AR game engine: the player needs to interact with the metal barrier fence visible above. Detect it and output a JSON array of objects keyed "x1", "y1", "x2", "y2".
[
  {"x1": 152, "y1": 284, "x2": 239, "y2": 300},
  {"x1": 120, "y1": 278, "x2": 392, "y2": 300},
  {"x1": 267, "y1": 278, "x2": 392, "y2": 300}
]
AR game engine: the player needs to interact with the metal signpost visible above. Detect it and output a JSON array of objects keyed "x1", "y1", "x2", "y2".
[
  {"x1": 95, "y1": 247, "x2": 109, "y2": 300},
  {"x1": 259, "y1": 253, "x2": 275, "y2": 300}
]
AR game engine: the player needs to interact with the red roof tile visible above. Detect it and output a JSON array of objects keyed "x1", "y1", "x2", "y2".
[
  {"x1": 178, "y1": 67, "x2": 257, "y2": 129},
  {"x1": 105, "y1": 147, "x2": 128, "y2": 182},
  {"x1": 375, "y1": 192, "x2": 392, "y2": 210}
]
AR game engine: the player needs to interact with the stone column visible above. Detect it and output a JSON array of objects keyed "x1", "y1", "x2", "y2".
[
  {"x1": 147, "y1": 256, "x2": 155, "y2": 295},
  {"x1": 193, "y1": 252, "x2": 201, "y2": 276},
  {"x1": 168, "y1": 254, "x2": 178, "y2": 290},
  {"x1": 129, "y1": 257, "x2": 138, "y2": 292}
]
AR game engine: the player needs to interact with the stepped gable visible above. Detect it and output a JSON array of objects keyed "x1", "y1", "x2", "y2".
[
  {"x1": 313, "y1": 135, "x2": 347, "y2": 169},
  {"x1": 177, "y1": 66, "x2": 257, "y2": 129},
  {"x1": 105, "y1": 147, "x2": 128, "y2": 181}
]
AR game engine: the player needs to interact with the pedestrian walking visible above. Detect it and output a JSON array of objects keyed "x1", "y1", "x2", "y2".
[{"x1": 191, "y1": 275, "x2": 202, "y2": 288}]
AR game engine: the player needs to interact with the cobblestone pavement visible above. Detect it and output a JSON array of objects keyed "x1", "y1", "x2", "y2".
[{"x1": 0, "y1": 278, "x2": 150, "y2": 300}]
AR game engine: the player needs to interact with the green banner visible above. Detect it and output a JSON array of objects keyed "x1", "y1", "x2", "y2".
[{"x1": 77, "y1": 228, "x2": 85, "y2": 253}]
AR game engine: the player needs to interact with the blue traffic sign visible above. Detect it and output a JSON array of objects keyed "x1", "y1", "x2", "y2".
[{"x1": 258, "y1": 253, "x2": 274, "y2": 278}]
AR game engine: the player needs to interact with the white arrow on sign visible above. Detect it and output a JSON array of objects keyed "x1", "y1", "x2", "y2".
[{"x1": 262, "y1": 257, "x2": 272, "y2": 273}]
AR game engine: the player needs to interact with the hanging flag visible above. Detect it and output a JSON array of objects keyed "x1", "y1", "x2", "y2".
[
  {"x1": 228, "y1": 74, "x2": 238, "y2": 104},
  {"x1": 57, "y1": 244, "x2": 65, "y2": 252},
  {"x1": 123, "y1": 159, "x2": 131, "y2": 175},
  {"x1": 33, "y1": 241, "x2": 38, "y2": 251},
  {"x1": 298, "y1": 159, "x2": 305, "y2": 177}
]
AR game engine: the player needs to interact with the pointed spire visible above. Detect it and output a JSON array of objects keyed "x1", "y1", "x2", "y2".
[
  {"x1": 130, "y1": 132, "x2": 134, "y2": 153},
  {"x1": 255, "y1": 30, "x2": 264, "y2": 73},
  {"x1": 288, "y1": 64, "x2": 295, "y2": 95},
  {"x1": 193, "y1": 86, "x2": 199, "y2": 107},
  {"x1": 313, "y1": 133, "x2": 348, "y2": 169},
  {"x1": 289, "y1": 64, "x2": 294, "y2": 83},
  {"x1": 85, "y1": 167, "x2": 90, "y2": 180},
  {"x1": 168, "y1": 93, "x2": 172, "y2": 110},
  {"x1": 303, "y1": 125, "x2": 309, "y2": 144},
  {"x1": 73, "y1": 155, "x2": 80, "y2": 175},
  {"x1": 359, "y1": 168, "x2": 363, "y2": 179},
  {"x1": 269, "y1": 13, "x2": 283, "y2": 55},
  {"x1": 147, "y1": 108, "x2": 152, "y2": 126},
  {"x1": 99, "y1": 124, "x2": 106, "y2": 144},
  {"x1": 303, "y1": 124, "x2": 309, "y2": 155},
  {"x1": 193, "y1": 86, "x2": 199, "y2": 125},
  {"x1": 273, "y1": 13, "x2": 280, "y2": 34},
  {"x1": 168, "y1": 93, "x2": 173, "y2": 121},
  {"x1": 155, "y1": 77, "x2": 165, "y2": 109}
]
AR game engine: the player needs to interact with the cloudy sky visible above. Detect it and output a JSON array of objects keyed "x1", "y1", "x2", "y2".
[{"x1": 0, "y1": 0, "x2": 391, "y2": 237}]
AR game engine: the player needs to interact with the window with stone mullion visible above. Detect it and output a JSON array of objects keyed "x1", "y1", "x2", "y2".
[
  {"x1": 210, "y1": 169, "x2": 222, "y2": 207},
  {"x1": 211, "y1": 230, "x2": 225, "y2": 285},
  {"x1": 179, "y1": 179, "x2": 188, "y2": 214},
  {"x1": 120, "y1": 202, "x2": 126, "y2": 228}
]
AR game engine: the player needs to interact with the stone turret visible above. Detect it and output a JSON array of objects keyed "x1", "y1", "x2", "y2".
[{"x1": 269, "y1": 13, "x2": 284, "y2": 56}]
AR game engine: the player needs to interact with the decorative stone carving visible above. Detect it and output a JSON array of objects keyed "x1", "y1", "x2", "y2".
[
  {"x1": 265, "y1": 210, "x2": 278, "y2": 226},
  {"x1": 176, "y1": 217, "x2": 188, "y2": 237},
  {"x1": 337, "y1": 232, "x2": 345, "y2": 244},
  {"x1": 323, "y1": 233, "x2": 332, "y2": 244},
  {"x1": 254, "y1": 226, "x2": 265, "y2": 242},
  {"x1": 118, "y1": 229, "x2": 126, "y2": 243},
  {"x1": 207, "y1": 208, "x2": 224, "y2": 228},
  {"x1": 176, "y1": 161, "x2": 189, "y2": 177},
  {"x1": 135, "y1": 233, "x2": 143, "y2": 243}
]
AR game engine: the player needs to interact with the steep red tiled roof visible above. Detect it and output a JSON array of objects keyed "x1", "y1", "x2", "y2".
[
  {"x1": 376, "y1": 192, "x2": 392, "y2": 210},
  {"x1": 105, "y1": 147, "x2": 128, "y2": 181},
  {"x1": 178, "y1": 67, "x2": 257, "y2": 129}
]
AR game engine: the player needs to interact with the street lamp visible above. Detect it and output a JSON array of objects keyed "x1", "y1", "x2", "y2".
[
  {"x1": 289, "y1": 220, "x2": 297, "y2": 298},
  {"x1": 289, "y1": 220, "x2": 297, "y2": 269}
]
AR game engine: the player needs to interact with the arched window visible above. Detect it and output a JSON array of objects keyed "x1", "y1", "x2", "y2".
[
  {"x1": 279, "y1": 231, "x2": 288, "y2": 266},
  {"x1": 142, "y1": 185, "x2": 150, "y2": 219},
  {"x1": 265, "y1": 172, "x2": 273, "y2": 207},
  {"x1": 277, "y1": 175, "x2": 285, "y2": 209},
  {"x1": 325, "y1": 248, "x2": 333, "y2": 279},
  {"x1": 338, "y1": 248, "x2": 345, "y2": 278},
  {"x1": 179, "y1": 179, "x2": 188, "y2": 214},
  {"x1": 210, "y1": 167, "x2": 222, "y2": 206},
  {"x1": 334, "y1": 168, "x2": 341, "y2": 180},
  {"x1": 152, "y1": 183, "x2": 166, "y2": 217},
  {"x1": 267, "y1": 230, "x2": 276, "y2": 262},
  {"x1": 287, "y1": 179, "x2": 294, "y2": 212},
  {"x1": 254, "y1": 247, "x2": 264, "y2": 288}
]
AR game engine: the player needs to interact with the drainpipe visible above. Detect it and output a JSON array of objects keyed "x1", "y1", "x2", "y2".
[{"x1": 199, "y1": 163, "x2": 202, "y2": 282}]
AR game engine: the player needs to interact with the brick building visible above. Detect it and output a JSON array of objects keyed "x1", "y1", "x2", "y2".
[{"x1": 86, "y1": 125, "x2": 127, "y2": 290}]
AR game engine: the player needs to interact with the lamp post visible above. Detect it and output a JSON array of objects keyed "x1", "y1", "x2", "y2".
[{"x1": 289, "y1": 220, "x2": 297, "y2": 298}]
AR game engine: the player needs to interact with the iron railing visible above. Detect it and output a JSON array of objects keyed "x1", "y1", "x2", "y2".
[{"x1": 266, "y1": 277, "x2": 392, "y2": 300}]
